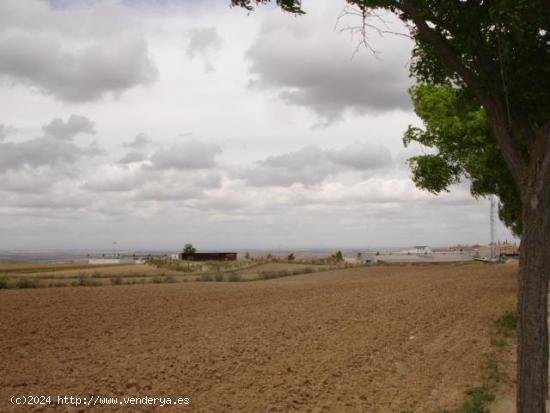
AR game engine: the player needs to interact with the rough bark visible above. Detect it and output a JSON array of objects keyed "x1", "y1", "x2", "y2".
[
  {"x1": 517, "y1": 124, "x2": 550, "y2": 413},
  {"x1": 517, "y1": 202, "x2": 550, "y2": 412}
]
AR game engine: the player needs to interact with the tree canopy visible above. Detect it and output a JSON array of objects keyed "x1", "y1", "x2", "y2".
[
  {"x1": 183, "y1": 243, "x2": 196, "y2": 254},
  {"x1": 404, "y1": 84, "x2": 522, "y2": 236}
]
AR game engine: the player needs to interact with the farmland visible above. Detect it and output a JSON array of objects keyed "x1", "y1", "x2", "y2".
[
  {"x1": 0, "y1": 262, "x2": 517, "y2": 412},
  {"x1": 0, "y1": 261, "x2": 355, "y2": 287}
]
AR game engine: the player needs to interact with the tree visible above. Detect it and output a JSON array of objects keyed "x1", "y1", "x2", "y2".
[
  {"x1": 334, "y1": 250, "x2": 344, "y2": 262},
  {"x1": 287, "y1": 253, "x2": 295, "y2": 261},
  {"x1": 403, "y1": 84, "x2": 522, "y2": 236},
  {"x1": 231, "y1": 2, "x2": 550, "y2": 411},
  {"x1": 183, "y1": 244, "x2": 196, "y2": 254},
  {"x1": 245, "y1": 251, "x2": 251, "y2": 260},
  {"x1": 357, "y1": 252, "x2": 363, "y2": 262}
]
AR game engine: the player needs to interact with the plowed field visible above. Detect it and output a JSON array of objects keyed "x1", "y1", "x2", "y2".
[{"x1": 0, "y1": 263, "x2": 517, "y2": 412}]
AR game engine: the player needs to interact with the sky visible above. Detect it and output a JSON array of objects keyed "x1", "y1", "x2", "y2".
[{"x1": 0, "y1": 0, "x2": 517, "y2": 251}]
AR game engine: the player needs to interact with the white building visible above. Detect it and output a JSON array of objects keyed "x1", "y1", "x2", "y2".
[{"x1": 404, "y1": 246, "x2": 432, "y2": 255}]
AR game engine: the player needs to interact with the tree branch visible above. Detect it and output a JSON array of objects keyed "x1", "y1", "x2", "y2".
[{"x1": 399, "y1": 0, "x2": 527, "y2": 188}]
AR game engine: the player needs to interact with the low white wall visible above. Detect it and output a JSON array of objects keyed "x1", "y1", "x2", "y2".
[{"x1": 88, "y1": 259, "x2": 120, "y2": 265}]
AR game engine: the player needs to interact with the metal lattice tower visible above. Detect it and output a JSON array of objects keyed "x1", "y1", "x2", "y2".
[{"x1": 490, "y1": 196, "x2": 496, "y2": 259}]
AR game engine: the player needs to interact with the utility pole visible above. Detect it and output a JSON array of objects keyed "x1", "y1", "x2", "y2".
[{"x1": 490, "y1": 196, "x2": 496, "y2": 260}]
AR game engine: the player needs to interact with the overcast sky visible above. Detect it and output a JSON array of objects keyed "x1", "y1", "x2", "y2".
[{"x1": 0, "y1": 0, "x2": 516, "y2": 251}]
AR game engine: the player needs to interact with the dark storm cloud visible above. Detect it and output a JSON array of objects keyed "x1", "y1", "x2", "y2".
[
  {"x1": 247, "y1": 8, "x2": 413, "y2": 123},
  {"x1": 242, "y1": 143, "x2": 393, "y2": 187}
]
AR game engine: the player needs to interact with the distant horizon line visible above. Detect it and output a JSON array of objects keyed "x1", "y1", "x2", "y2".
[{"x1": 0, "y1": 240, "x2": 520, "y2": 254}]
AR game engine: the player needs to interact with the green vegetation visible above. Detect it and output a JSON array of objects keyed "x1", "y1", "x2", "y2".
[
  {"x1": 490, "y1": 306, "x2": 517, "y2": 349},
  {"x1": 183, "y1": 243, "x2": 196, "y2": 254},
  {"x1": 406, "y1": 387, "x2": 495, "y2": 413},
  {"x1": 481, "y1": 352, "x2": 501, "y2": 389},
  {"x1": 0, "y1": 258, "x2": 364, "y2": 288},
  {"x1": 496, "y1": 308, "x2": 517, "y2": 338},
  {"x1": 72, "y1": 277, "x2": 102, "y2": 287},
  {"x1": 199, "y1": 274, "x2": 213, "y2": 282},
  {"x1": 403, "y1": 84, "x2": 521, "y2": 235},
  {"x1": 454, "y1": 387, "x2": 495, "y2": 413},
  {"x1": 227, "y1": 273, "x2": 241, "y2": 282},
  {"x1": 16, "y1": 277, "x2": 38, "y2": 289},
  {"x1": 152, "y1": 275, "x2": 177, "y2": 284},
  {"x1": 287, "y1": 253, "x2": 295, "y2": 261}
]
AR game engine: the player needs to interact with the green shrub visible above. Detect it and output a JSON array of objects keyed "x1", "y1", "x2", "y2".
[
  {"x1": 111, "y1": 276, "x2": 123, "y2": 285},
  {"x1": 481, "y1": 353, "x2": 500, "y2": 388},
  {"x1": 214, "y1": 273, "x2": 224, "y2": 282},
  {"x1": 0, "y1": 277, "x2": 9, "y2": 289},
  {"x1": 16, "y1": 277, "x2": 38, "y2": 289},
  {"x1": 490, "y1": 337, "x2": 507, "y2": 348},
  {"x1": 72, "y1": 277, "x2": 101, "y2": 287},
  {"x1": 228, "y1": 273, "x2": 241, "y2": 282},
  {"x1": 199, "y1": 274, "x2": 213, "y2": 282},
  {"x1": 457, "y1": 387, "x2": 494, "y2": 413},
  {"x1": 496, "y1": 308, "x2": 516, "y2": 337}
]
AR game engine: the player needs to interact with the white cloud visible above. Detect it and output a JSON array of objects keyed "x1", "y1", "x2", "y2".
[
  {"x1": 242, "y1": 143, "x2": 393, "y2": 187},
  {"x1": 0, "y1": 1, "x2": 517, "y2": 250},
  {"x1": 149, "y1": 141, "x2": 222, "y2": 170},
  {"x1": 0, "y1": 0, "x2": 157, "y2": 102},
  {"x1": 247, "y1": 2, "x2": 413, "y2": 123},
  {"x1": 123, "y1": 133, "x2": 151, "y2": 149},
  {"x1": 0, "y1": 115, "x2": 102, "y2": 174},
  {"x1": 42, "y1": 114, "x2": 95, "y2": 140},
  {"x1": 186, "y1": 26, "x2": 223, "y2": 71}
]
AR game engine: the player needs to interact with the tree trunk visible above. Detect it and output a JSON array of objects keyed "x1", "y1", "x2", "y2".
[{"x1": 517, "y1": 181, "x2": 550, "y2": 412}]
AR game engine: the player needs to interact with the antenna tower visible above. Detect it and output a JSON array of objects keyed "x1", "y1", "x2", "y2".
[{"x1": 490, "y1": 196, "x2": 496, "y2": 259}]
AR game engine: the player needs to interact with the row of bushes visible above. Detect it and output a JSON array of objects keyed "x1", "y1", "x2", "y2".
[
  {"x1": 0, "y1": 274, "x2": 179, "y2": 289},
  {"x1": 194, "y1": 262, "x2": 361, "y2": 283},
  {"x1": 197, "y1": 273, "x2": 242, "y2": 282}
]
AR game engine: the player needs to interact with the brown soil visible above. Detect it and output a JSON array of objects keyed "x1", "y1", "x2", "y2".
[
  {"x1": 0, "y1": 262, "x2": 131, "y2": 275},
  {"x1": 0, "y1": 263, "x2": 517, "y2": 412},
  {"x1": 239, "y1": 262, "x2": 328, "y2": 273},
  {"x1": 21, "y1": 264, "x2": 163, "y2": 279}
]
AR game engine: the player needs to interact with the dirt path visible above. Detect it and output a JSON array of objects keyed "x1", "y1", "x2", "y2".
[{"x1": 0, "y1": 263, "x2": 516, "y2": 412}]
